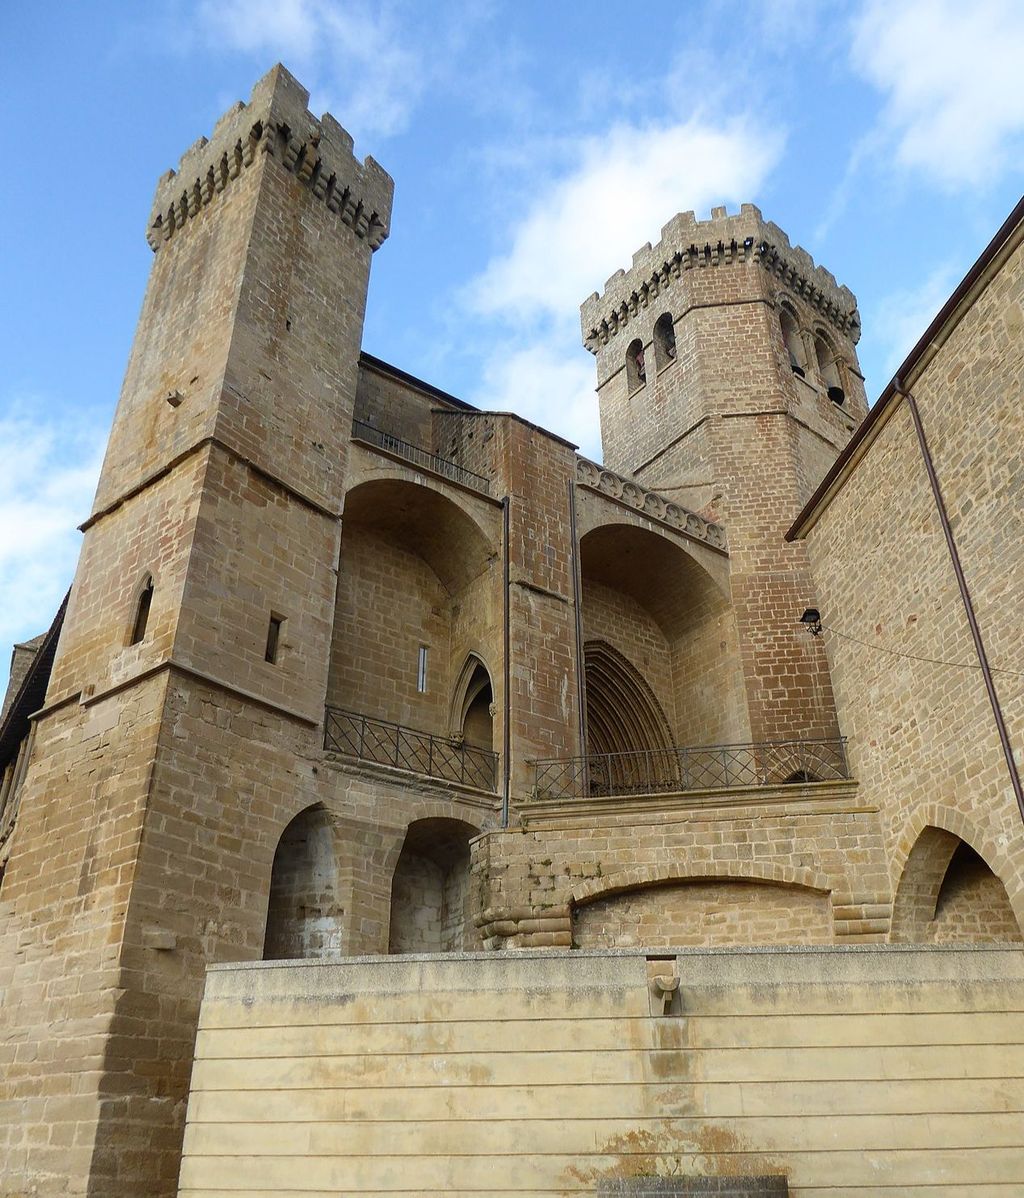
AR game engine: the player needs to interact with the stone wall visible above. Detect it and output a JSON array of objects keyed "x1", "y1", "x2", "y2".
[
  {"x1": 176, "y1": 946, "x2": 1024, "y2": 1195},
  {"x1": 798, "y1": 222, "x2": 1024, "y2": 938},
  {"x1": 478, "y1": 782, "x2": 890, "y2": 949}
]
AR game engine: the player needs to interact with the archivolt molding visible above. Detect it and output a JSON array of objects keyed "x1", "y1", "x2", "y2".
[
  {"x1": 570, "y1": 860, "x2": 833, "y2": 908},
  {"x1": 890, "y1": 802, "x2": 1024, "y2": 923},
  {"x1": 575, "y1": 456, "x2": 726, "y2": 552}
]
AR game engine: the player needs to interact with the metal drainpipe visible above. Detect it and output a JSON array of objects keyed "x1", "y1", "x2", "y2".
[
  {"x1": 501, "y1": 495, "x2": 511, "y2": 828},
  {"x1": 896, "y1": 377, "x2": 1024, "y2": 825},
  {"x1": 567, "y1": 478, "x2": 589, "y2": 792}
]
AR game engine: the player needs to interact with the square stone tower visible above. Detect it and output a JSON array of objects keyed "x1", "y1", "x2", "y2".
[
  {"x1": 0, "y1": 66, "x2": 392, "y2": 1198},
  {"x1": 581, "y1": 205, "x2": 866, "y2": 742}
]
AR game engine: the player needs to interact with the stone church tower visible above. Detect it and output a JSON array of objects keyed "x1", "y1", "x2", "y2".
[
  {"x1": 3, "y1": 63, "x2": 1020, "y2": 1198},
  {"x1": 0, "y1": 67, "x2": 393, "y2": 1194},
  {"x1": 581, "y1": 207, "x2": 867, "y2": 744}
]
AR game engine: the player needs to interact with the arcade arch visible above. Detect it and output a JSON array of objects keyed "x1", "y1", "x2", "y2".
[
  {"x1": 263, "y1": 805, "x2": 344, "y2": 960},
  {"x1": 388, "y1": 817, "x2": 479, "y2": 953},
  {"x1": 328, "y1": 478, "x2": 498, "y2": 733}
]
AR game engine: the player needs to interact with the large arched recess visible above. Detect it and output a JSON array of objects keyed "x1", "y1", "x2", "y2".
[
  {"x1": 388, "y1": 817, "x2": 480, "y2": 953},
  {"x1": 891, "y1": 824, "x2": 1023, "y2": 944},
  {"x1": 264, "y1": 805, "x2": 344, "y2": 960},
  {"x1": 328, "y1": 477, "x2": 498, "y2": 732},
  {"x1": 579, "y1": 522, "x2": 748, "y2": 750}
]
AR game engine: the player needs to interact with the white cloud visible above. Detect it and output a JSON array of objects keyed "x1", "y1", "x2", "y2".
[
  {"x1": 470, "y1": 342, "x2": 600, "y2": 460},
  {"x1": 197, "y1": 0, "x2": 424, "y2": 138},
  {"x1": 871, "y1": 265, "x2": 959, "y2": 381},
  {"x1": 850, "y1": 0, "x2": 1024, "y2": 188},
  {"x1": 0, "y1": 406, "x2": 104, "y2": 699},
  {"x1": 470, "y1": 118, "x2": 783, "y2": 325},
  {"x1": 463, "y1": 116, "x2": 783, "y2": 455}
]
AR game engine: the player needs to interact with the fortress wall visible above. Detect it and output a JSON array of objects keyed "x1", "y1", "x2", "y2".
[
  {"x1": 799, "y1": 229, "x2": 1024, "y2": 927},
  {"x1": 477, "y1": 784, "x2": 890, "y2": 949},
  {"x1": 176, "y1": 946, "x2": 1024, "y2": 1196}
]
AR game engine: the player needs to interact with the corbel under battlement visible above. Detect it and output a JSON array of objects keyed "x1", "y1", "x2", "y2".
[
  {"x1": 580, "y1": 204, "x2": 860, "y2": 352},
  {"x1": 146, "y1": 64, "x2": 394, "y2": 253}
]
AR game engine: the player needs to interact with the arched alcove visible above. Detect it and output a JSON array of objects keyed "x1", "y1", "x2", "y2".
[
  {"x1": 264, "y1": 805, "x2": 344, "y2": 960},
  {"x1": 328, "y1": 478, "x2": 497, "y2": 732},
  {"x1": 813, "y1": 330, "x2": 845, "y2": 403},
  {"x1": 653, "y1": 312, "x2": 677, "y2": 372},
  {"x1": 452, "y1": 655, "x2": 494, "y2": 751},
  {"x1": 779, "y1": 305, "x2": 807, "y2": 377},
  {"x1": 388, "y1": 817, "x2": 479, "y2": 953},
  {"x1": 579, "y1": 522, "x2": 748, "y2": 758},
  {"x1": 625, "y1": 337, "x2": 646, "y2": 392},
  {"x1": 891, "y1": 825, "x2": 1022, "y2": 944}
]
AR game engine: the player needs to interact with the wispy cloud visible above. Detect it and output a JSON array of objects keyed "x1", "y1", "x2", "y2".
[
  {"x1": 870, "y1": 265, "x2": 960, "y2": 381},
  {"x1": 0, "y1": 404, "x2": 104, "y2": 697},
  {"x1": 850, "y1": 0, "x2": 1024, "y2": 189},
  {"x1": 196, "y1": 0, "x2": 429, "y2": 138},
  {"x1": 464, "y1": 116, "x2": 784, "y2": 455}
]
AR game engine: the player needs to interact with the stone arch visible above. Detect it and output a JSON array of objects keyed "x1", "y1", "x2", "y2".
[
  {"x1": 571, "y1": 859, "x2": 832, "y2": 907},
  {"x1": 779, "y1": 301, "x2": 807, "y2": 377},
  {"x1": 329, "y1": 477, "x2": 499, "y2": 730},
  {"x1": 890, "y1": 807, "x2": 1023, "y2": 943},
  {"x1": 571, "y1": 862, "x2": 834, "y2": 949},
  {"x1": 263, "y1": 804, "x2": 344, "y2": 960},
  {"x1": 128, "y1": 571, "x2": 154, "y2": 645},
  {"x1": 450, "y1": 653, "x2": 495, "y2": 751},
  {"x1": 579, "y1": 522, "x2": 748, "y2": 754},
  {"x1": 812, "y1": 327, "x2": 845, "y2": 402},
  {"x1": 653, "y1": 312, "x2": 677, "y2": 371},
  {"x1": 625, "y1": 337, "x2": 646, "y2": 392},
  {"x1": 388, "y1": 816, "x2": 480, "y2": 953}
]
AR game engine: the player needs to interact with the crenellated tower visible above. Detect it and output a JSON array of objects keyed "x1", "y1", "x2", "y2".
[
  {"x1": 0, "y1": 66, "x2": 392, "y2": 1198},
  {"x1": 581, "y1": 204, "x2": 866, "y2": 743}
]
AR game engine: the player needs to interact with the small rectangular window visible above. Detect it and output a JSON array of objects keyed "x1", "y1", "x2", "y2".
[
  {"x1": 265, "y1": 614, "x2": 284, "y2": 664},
  {"x1": 416, "y1": 645, "x2": 428, "y2": 693}
]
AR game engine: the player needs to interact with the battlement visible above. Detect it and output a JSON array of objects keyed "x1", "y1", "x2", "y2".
[
  {"x1": 146, "y1": 64, "x2": 394, "y2": 252},
  {"x1": 580, "y1": 203, "x2": 860, "y2": 352}
]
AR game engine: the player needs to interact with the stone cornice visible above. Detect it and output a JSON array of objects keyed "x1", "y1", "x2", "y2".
[
  {"x1": 575, "y1": 457, "x2": 727, "y2": 553},
  {"x1": 581, "y1": 204, "x2": 860, "y2": 352},
  {"x1": 146, "y1": 64, "x2": 393, "y2": 253}
]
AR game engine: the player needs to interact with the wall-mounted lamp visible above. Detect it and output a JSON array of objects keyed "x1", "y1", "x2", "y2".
[{"x1": 800, "y1": 608, "x2": 823, "y2": 636}]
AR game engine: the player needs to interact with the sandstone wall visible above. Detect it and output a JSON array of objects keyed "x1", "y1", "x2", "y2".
[
  {"x1": 176, "y1": 946, "x2": 1024, "y2": 1196},
  {"x1": 799, "y1": 226, "x2": 1024, "y2": 935}
]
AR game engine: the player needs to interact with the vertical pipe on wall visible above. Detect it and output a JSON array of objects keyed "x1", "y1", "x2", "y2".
[
  {"x1": 567, "y1": 479, "x2": 589, "y2": 792},
  {"x1": 501, "y1": 495, "x2": 511, "y2": 828},
  {"x1": 897, "y1": 378, "x2": 1024, "y2": 825}
]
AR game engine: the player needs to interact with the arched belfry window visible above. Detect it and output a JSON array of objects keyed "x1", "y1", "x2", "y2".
[
  {"x1": 129, "y1": 576, "x2": 154, "y2": 645},
  {"x1": 780, "y1": 306, "x2": 807, "y2": 378},
  {"x1": 653, "y1": 313, "x2": 677, "y2": 372},
  {"x1": 814, "y1": 332, "x2": 845, "y2": 404},
  {"x1": 625, "y1": 338, "x2": 646, "y2": 392}
]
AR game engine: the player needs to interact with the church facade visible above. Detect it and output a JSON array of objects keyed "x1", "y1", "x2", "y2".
[{"x1": 0, "y1": 66, "x2": 1021, "y2": 1197}]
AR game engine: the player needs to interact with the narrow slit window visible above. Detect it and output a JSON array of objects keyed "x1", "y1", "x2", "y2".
[
  {"x1": 417, "y1": 646, "x2": 428, "y2": 693},
  {"x1": 130, "y1": 578, "x2": 153, "y2": 645},
  {"x1": 265, "y1": 614, "x2": 284, "y2": 664}
]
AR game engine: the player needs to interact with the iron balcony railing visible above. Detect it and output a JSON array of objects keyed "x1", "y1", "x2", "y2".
[
  {"x1": 324, "y1": 706, "x2": 499, "y2": 792},
  {"x1": 532, "y1": 738, "x2": 849, "y2": 801},
  {"x1": 351, "y1": 419, "x2": 491, "y2": 495}
]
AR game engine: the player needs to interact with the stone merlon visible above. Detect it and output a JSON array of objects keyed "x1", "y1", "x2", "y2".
[
  {"x1": 580, "y1": 203, "x2": 860, "y2": 352},
  {"x1": 146, "y1": 64, "x2": 394, "y2": 252}
]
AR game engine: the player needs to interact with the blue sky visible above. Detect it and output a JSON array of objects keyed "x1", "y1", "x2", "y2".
[{"x1": 3, "y1": 0, "x2": 1024, "y2": 697}]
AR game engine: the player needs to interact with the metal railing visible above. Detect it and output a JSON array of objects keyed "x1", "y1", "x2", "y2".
[
  {"x1": 324, "y1": 706, "x2": 499, "y2": 792},
  {"x1": 532, "y1": 738, "x2": 849, "y2": 800},
  {"x1": 351, "y1": 419, "x2": 491, "y2": 495}
]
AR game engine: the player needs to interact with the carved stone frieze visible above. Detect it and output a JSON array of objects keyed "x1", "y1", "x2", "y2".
[{"x1": 575, "y1": 457, "x2": 727, "y2": 552}]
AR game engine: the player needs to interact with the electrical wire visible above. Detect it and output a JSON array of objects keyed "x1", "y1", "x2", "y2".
[{"x1": 819, "y1": 623, "x2": 1024, "y2": 679}]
